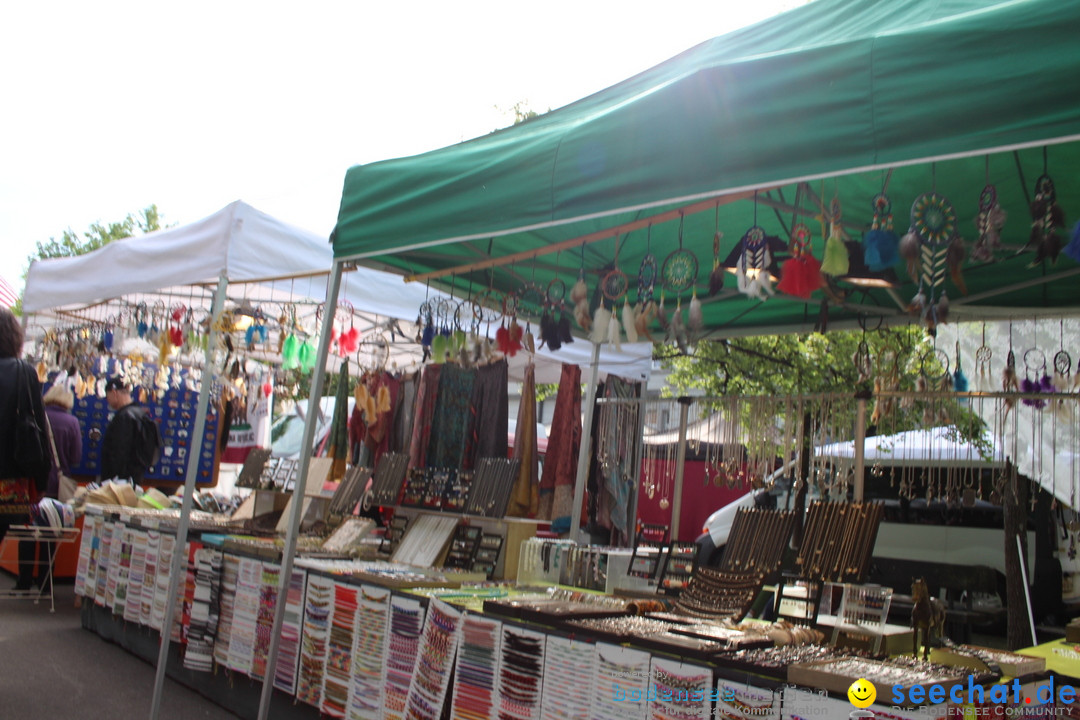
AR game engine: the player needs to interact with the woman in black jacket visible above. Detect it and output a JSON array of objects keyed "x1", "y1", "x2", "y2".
[{"x1": 0, "y1": 307, "x2": 49, "y2": 590}]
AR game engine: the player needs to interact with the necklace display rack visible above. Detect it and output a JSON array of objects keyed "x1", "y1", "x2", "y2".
[
  {"x1": 368, "y1": 452, "x2": 411, "y2": 506},
  {"x1": 794, "y1": 501, "x2": 884, "y2": 583},
  {"x1": 327, "y1": 464, "x2": 373, "y2": 518},
  {"x1": 463, "y1": 457, "x2": 521, "y2": 518},
  {"x1": 718, "y1": 508, "x2": 797, "y2": 575}
]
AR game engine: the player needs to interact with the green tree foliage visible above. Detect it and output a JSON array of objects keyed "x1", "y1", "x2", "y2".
[{"x1": 30, "y1": 204, "x2": 166, "y2": 263}]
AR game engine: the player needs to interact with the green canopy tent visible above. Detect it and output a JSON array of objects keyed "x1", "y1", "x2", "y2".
[
  {"x1": 263, "y1": 4, "x2": 1080, "y2": 712},
  {"x1": 333, "y1": 0, "x2": 1080, "y2": 337}
]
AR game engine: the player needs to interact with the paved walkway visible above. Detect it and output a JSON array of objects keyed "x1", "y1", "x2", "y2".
[{"x1": 0, "y1": 572, "x2": 240, "y2": 720}]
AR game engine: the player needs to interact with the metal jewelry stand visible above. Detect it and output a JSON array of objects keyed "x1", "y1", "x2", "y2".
[{"x1": 0, "y1": 524, "x2": 81, "y2": 612}]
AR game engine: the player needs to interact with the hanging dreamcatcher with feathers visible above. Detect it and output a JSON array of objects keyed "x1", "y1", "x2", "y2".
[{"x1": 904, "y1": 192, "x2": 957, "y2": 337}]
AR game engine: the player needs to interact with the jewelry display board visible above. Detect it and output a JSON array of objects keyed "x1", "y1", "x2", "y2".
[
  {"x1": 347, "y1": 584, "x2": 390, "y2": 720},
  {"x1": 719, "y1": 508, "x2": 797, "y2": 575},
  {"x1": 451, "y1": 613, "x2": 503, "y2": 720},
  {"x1": 657, "y1": 541, "x2": 697, "y2": 593},
  {"x1": 443, "y1": 524, "x2": 483, "y2": 571},
  {"x1": 66, "y1": 361, "x2": 221, "y2": 486},
  {"x1": 369, "y1": 452, "x2": 411, "y2": 506},
  {"x1": 540, "y1": 634, "x2": 594, "y2": 720},
  {"x1": 472, "y1": 533, "x2": 503, "y2": 579},
  {"x1": 321, "y1": 582, "x2": 360, "y2": 718},
  {"x1": 795, "y1": 501, "x2": 884, "y2": 583},
  {"x1": 592, "y1": 642, "x2": 651, "y2": 720},
  {"x1": 380, "y1": 514, "x2": 409, "y2": 557},
  {"x1": 496, "y1": 625, "x2": 547, "y2": 720},
  {"x1": 392, "y1": 513, "x2": 459, "y2": 568},
  {"x1": 383, "y1": 595, "x2": 427, "y2": 720},
  {"x1": 464, "y1": 457, "x2": 520, "y2": 518},
  {"x1": 297, "y1": 572, "x2": 333, "y2": 706},
  {"x1": 273, "y1": 567, "x2": 308, "y2": 697},
  {"x1": 673, "y1": 568, "x2": 765, "y2": 621},
  {"x1": 404, "y1": 599, "x2": 463, "y2": 720},
  {"x1": 328, "y1": 465, "x2": 373, "y2": 517},
  {"x1": 647, "y1": 657, "x2": 712, "y2": 720}
]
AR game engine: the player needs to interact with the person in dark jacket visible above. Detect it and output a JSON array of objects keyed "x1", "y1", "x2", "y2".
[
  {"x1": 43, "y1": 383, "x2": 82, "y2": 499},
  {"x1": 0, "y1": 307, "x2": 49, "y2": 590},
  {"x1": 100, "y1": 375, "x2": 157, "y2": 485}
]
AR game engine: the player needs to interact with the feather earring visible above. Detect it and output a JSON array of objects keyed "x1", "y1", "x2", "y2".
[{"x1": 607, "y1": 309, "x2": 621, "y2": 350}]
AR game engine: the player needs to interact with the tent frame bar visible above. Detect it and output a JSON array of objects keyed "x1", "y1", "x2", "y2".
[{"x1": 403, "y1": 190, "x2": 762, "y2": 284}]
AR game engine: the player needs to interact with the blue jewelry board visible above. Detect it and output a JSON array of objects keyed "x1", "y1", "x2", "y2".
[{"x1": 62, "y1": 362, "x2": 220, "y2": 486}]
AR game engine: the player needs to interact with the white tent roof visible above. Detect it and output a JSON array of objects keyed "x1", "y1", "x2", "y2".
[
  {"x1": 815, "y1": 426, "x2": 1004, "y2": 468},
  {"x1": 22, "y1": 200, "x2": 653, "y2": 383}
]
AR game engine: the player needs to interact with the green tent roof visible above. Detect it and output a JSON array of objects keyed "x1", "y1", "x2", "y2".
[{"x1": 334, "y1": 0, "x2": 1080, "y2": 337}]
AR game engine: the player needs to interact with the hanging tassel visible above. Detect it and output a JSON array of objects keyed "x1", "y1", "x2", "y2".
[
  {"x1": 907, "y1": 285, "x2": 926, "y2": 318},
  {"x1": 864, "y1": 228, "x2": 900, "y2": 271},
  {"x1": 656, "y1": 293, "x2": 669, "y2": 334},
  {"x1": 776, "y1": 254, "x2": 823, "y2": 299},
  {"x1": 432, "y1": 333, "x2": 448, "y2": 363},
  {"x1": 820, "y1": 222, "x2": 850, "y2": 276},
  {"x1": 591, "y1": 305, "x2": 611, "y2": 344},
  {"x1": 540, "y1": 311, "x2": 560, "y2": 351},
  {"x1": 298, "y1": 339, "x2": 316, "y2": 372},
  {"x1": 495, "y1": 323, "x2": 510, "y2": 354},
  {"x1": 953, "y1": 366, "x2": 969, "y2": 393},
  {"x1": 376, "y1": 385, "x2": 391, "y2": 414},
  {"x1": 1064, "y1": 221, "x2": 1080, "y2": 264},
  {"x1": 339, "y1": 327, "x2": 360, "y2": 356},
  {"x1": 282, "y1": 334, "x2": 299, "y2": 369},
  {"x1": 622, "y1": 299, "x2": 638, "y2": 343}
]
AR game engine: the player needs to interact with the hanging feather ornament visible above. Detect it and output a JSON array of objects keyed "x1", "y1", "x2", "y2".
[
  {"x1": 687, "y1": 289, "x2": 703, "y2": 342},
  {"x1": 972, "y1": 183, "x2": 1007, "y2": 262},
  {"x1": 539, "y1": 309, "x2": 560, "y2": 351},
  {"x1": 946, "y1": 235, "x2": 968, "y2": 296},
  {"x1": 522, "y1": 322, "x2": 535, "y2": 355},
  {"x1": 376, "y1": 384, "x2": 391, "y2": 414},
  {"x1": 776, "y1": 223, "x2": 823, "y2": 299},
  {"x1": 607, "y1": 308, "x2": 621, "y2": 350},
  {"x1": 571, "y1": 266, "x2": 591, "y2": 331},
  {"x1": 635, "y1": 300, "x2": 657, "y2": 343},
  {"x1": 622, "y1": 298, "x2": 638, "y2": 343},
  {"x1": 898, "y1": 228, "x2": 921, "y2": 282},
  {"x1": 819, "y1": 197, "x2": 850, "y2": 277},
  {"x1": 1002, "y1": 347, "x2": 1020, "y2": 418},
  {"x1": 657, "y1": 292, "x2": 669, "y2": 335},
  {"x1": 590, "y1": 304, "x2": 611, "y2": 344},
  {"x1": 864, "y1": 192, "x2": 900, "y2": 270},
  {"x1": 670, "y1": 301, "x2": 688, "y2": 354},
  {"x1": 709, "y1": 229, "x2": 725, "y2": 296},
  {"x1": 557, "y1": 311, "x2": 574, "y2": 345},
  {"x1": 1026, "y1": 173, "x2": 1066, "y2": 266},
  {"x1": 507, "y1": 317, "x2": 523, "y2": 356}
]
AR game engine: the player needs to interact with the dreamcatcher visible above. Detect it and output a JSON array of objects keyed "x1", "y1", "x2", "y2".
[
  {"x1": 635, "y1": 227, "x2": 659, "y2": 342},
  {"x1": 1025, "y1": 157, "x2": 1066, "y2": 266},
  {"x1": 972, "y1": 159, "x2": 1007, "y2": 262},
  {"x1": 539, "y1": 251, "x2": 574, "y2": 351},
  {"x1": 902, "y1": 190, "x2": 960, "y2": 336},
  {"x1": 661, "y1": 215, "x2": 697, "y2": 352},
  {"x1": 592, "y1": 235, "x2": 629, "y2": 348}
]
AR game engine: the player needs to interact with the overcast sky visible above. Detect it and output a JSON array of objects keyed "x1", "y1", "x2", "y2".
[{"x1": 0, "y1": 0, "x2": 799, "y2": 298}]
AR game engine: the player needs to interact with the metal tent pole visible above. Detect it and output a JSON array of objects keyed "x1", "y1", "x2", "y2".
[
  {"x1": 670, "y1": 397, "x2": 692, "y2": 541},
  {"x1": 570, "y1": 341, "x2": 601, "y2": 544},
  {"x1": 149, "y1": 272, "x2": 228, "y2": 720},
  {"x1": 257, "y1": 260, "x2": 343, "y2": 720}
]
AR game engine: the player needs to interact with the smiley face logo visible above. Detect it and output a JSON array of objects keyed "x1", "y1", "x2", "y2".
[{"x1": 847, "y1": 678, "x2": 876, "y2": 708}]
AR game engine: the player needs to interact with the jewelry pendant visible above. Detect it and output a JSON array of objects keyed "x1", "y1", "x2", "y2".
[
  {"x1": 659, "y1": 497, "x2": 669, "y2": 510},
  {"x1": 646, "y1": 484, "x2": 655, "y2": 500}
]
